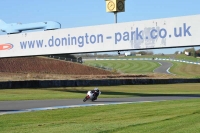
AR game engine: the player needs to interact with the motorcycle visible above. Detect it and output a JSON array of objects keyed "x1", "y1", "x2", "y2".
[{"x1": 83, "y1": 90, "x2": 101, "y2": 102}]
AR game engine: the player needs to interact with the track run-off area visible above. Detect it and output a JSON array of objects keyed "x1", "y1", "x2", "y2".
[{"x1": 1, "y1": 96, "x2": 199, "y2": 116}]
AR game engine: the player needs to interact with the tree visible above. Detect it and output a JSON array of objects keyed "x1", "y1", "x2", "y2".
[
  {"x1": 137, "y1": 50, "x2": 154, "y2": 55},
  {"x1": 183, "y1": 47, "x2": 195, "y2": 53},
  {"x1": 196, "y1": 49, "x2": 200, "y2": 57},
  {"x1": 183, "y1": 47, "x2": 196, "y2": 57},
  {"x1": 137, "y1": 51, "x2": 146, "y2": 55},
  {"x1": 146, "y1": 51, "x2": 154, "y2": 55},
  {"x1": 174, "y1": 51, "x2": 179, "y2": 54},
  {"x1": 130, "y1": 51, "x2": 137, "y2": 55}
]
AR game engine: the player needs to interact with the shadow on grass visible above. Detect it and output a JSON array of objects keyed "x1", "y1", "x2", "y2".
[
  {"x1": 0, "y1": 110, "x2": 20, "y2": 112},
  {"x1": 46, "y1": 87, "x2": 200, "y2": 98}
]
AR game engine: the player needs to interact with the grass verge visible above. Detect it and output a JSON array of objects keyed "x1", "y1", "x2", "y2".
[
  {"x1": 84, "y1": 60, "x2": 160, "y2": 74},
  {"x1": 0, "y1": 83, "x2": 200, "y2": 101},
  {"x1": 0, "y1": 99, "x2": 200, "y2": 133},
  {"x1": 169, "y1": 62, "x2": 200, "y2": 78}
]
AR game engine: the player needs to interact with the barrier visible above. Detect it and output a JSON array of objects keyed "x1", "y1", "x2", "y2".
[{"x1": 0, "y1": 78, "x2": 200, "y2": 89}]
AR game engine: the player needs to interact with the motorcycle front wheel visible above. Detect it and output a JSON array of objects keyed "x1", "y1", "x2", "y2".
[{"x1": 83, "y1": 97, "x2": 87, "y2": 102}]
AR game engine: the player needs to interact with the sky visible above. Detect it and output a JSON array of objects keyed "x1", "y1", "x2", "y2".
[{"x1": 0, "y1": 0, "x2": 200, "y2": 54}]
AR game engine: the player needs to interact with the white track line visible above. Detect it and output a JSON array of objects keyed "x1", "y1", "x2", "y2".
[
  {"x1": 153, "y1": 61, "x2": 175, "y2": 75},
  {"x1": 0, "y1": 100, "x2": 167, "y2": 116}
]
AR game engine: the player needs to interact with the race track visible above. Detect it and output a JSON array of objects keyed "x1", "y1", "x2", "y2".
[
  {"x1": 1, "y1": 96, "x2": 199, "y2": 115},
  {"x1": 154, "y1": 60, "x2": 173, "y2": 74},
  {"x1": 0, "y1": 60, "x2": 196, "y2": 115}
]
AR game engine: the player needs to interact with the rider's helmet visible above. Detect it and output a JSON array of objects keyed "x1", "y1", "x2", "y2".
[{"x1": 94, "y1": 87, "x2": 99, "y2": 91}]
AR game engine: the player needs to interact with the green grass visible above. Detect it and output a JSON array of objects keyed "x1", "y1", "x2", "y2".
[
  {"x1": 175, "y1": 54, "x2": 200, "y2": 62},
  {"x1": 1, "y1": 83, "x2": 200, "y2": 101},
  {"x1": 0, "y1": 98, "x2": 200, "y2": 133},
  {"x1": 84, "y1": 60, "x2": 160, "y2": 74},
  {"x1": 84, "y1": 60, "x2": 200, "y2": 78},
  {"x1": 169, "y1": 62, "x2": 200, "y2": 78}
]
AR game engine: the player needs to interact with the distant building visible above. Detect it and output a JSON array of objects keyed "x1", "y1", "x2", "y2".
[
  {"x1": 125, "y1": 52, "x2": 131, "y2": 56},
  {"x1": 185, "y1": 51, "x2": 190, "y2": 56},
  {"x1": 136, "y1": 54, "x2": 141, "y2": 56}
]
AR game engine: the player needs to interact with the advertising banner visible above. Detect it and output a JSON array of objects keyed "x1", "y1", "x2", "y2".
[{"x1": 0, "y1": 14, "x2": 200, "y2": 57}]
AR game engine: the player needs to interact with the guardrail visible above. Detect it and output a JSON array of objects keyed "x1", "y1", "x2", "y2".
[
  {"x1": 95, "y1": 58, "x2": 200, "y2": 65},
  {"x1": 47, "y1": 55, "x2": 83, "y2": 64},
  {"x1": 0, "y1": 78, "x2": 200, "y2": 89}
]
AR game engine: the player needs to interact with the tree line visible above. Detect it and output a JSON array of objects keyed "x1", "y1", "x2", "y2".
[{"x1": 175, "y1": 47, "x2": 200, "y2": 57}]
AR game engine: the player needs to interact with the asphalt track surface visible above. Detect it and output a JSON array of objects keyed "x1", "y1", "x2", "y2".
[
  {"x1": 1, "y1": 96, "x2": 199, "y2": 115},
  {"x1": 153, "y1": 60, "x2": 173, "y2": 74}
]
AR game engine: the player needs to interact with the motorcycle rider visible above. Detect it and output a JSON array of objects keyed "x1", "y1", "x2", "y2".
[{"x1": 90, "y1": 87, "x2": 100, "y2": 100}]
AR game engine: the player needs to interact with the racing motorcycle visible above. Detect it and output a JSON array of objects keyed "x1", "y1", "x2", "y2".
[{"x1": 83, "y1": 90, "x2": 101, "y2": 102}]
